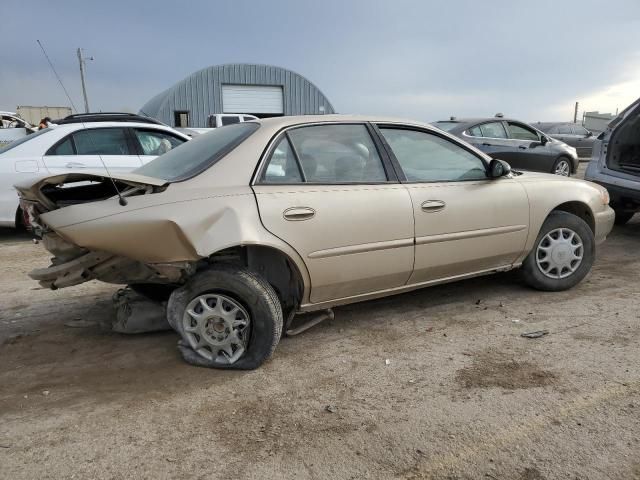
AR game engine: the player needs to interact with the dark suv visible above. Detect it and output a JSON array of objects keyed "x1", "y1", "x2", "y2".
[{"x1": 434, "y1": 116, "x2": 579, "y2": 176}]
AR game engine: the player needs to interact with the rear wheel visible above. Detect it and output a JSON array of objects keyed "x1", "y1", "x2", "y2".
[
  {"x1": 552, "y1": 157, "x2": 571, "y2": 176},
  {"x1": 521, "y1": 211, "x2": 594, "y2": 291},
  {"x1": 613, "y1": 210, "x2": 635, "y2": 225},
  {"x1": 167, "y1": 265, "x2": 282, "y2": 370}
]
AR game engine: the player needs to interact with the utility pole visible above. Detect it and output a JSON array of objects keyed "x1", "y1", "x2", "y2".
[
  {"x1": 573, "y1": 101, "x2": 579, "y2": 123},
  {"x1": 77, "y1": 48, "x2": 93, "y2": 113}
]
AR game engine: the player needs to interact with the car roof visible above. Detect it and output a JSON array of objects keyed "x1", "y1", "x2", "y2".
[{"x1": 255, "y1": 114, "x2": 435, "y2": 130}]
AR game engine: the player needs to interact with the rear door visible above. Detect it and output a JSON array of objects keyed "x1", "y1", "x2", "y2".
[
  {"x1": 376, "y1": 125, "x2": 529, "y2": 283},
  {"x1": 252, "y1": 123, "x2": 415, "y2": 303},
  {"x1": 500, "y1": 121, "x2": 556, "y2": 172},
  {"x1": 42, "y1": 127, "x2": 142, "y2": 173},
  {"x1": 462, "y1": 121, "x2": 513, "y2": 160},
  {"x1": 131, "y1": 128, "x2": 187, "y2": 164}
]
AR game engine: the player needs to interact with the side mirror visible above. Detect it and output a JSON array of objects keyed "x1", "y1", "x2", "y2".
[
  {"x1": 586, "y1": 131, "x2": 593, "y2": 137},
  {"x1": 489, "y1": 159, "x2": 511, "y2": 178},
  {"x1": 540, "y1": 135, "x2": 548, "y2": 145}
]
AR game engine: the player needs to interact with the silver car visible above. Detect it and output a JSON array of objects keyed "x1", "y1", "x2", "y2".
[{"x1": 585, "y1": 98, "x2": 640, "y2": 224}]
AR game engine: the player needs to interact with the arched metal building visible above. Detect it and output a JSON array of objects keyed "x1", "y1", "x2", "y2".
[{"x1": 139, "y1": 64, "x2": 335, "y2": 127}]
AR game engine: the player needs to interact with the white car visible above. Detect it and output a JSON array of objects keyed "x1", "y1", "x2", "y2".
[
  {"x1": 0, "y1": 116, "x2": 190, "y2": 228},
  {"x1": 0, "y1": 111, "x2": 36, "y2": 147}
]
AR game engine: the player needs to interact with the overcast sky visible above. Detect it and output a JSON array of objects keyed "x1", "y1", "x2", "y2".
[{"x1": 2, "y1": 0, "x2": 640, "y2": 123}]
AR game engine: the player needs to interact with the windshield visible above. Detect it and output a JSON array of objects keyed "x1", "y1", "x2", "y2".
[
  {"x1": 432, "y1": 121, "x2": 460, "y2": 132},
  {"x1": 0, "y1": 128, "x2": 51, "y2": 154},
  {"x1": 134, "y1": 122, "x2": 259, "y2": 181}
]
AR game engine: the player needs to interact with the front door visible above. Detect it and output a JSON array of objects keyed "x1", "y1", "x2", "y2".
[
  {"x1": 252, "y1": 123, "x2": 415, "y2": 303},
  {"x1": 500, "y1": 121, "x2": 556, "y2": 173},
  {"x1": 376, "y1": 126, "x2": 530, "y2": 284}
]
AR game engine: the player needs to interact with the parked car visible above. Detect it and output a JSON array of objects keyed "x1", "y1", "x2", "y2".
[
  {"x1": 0, "y1": 111, "x2": 36, "y2": 147},
  {"x1": 433, "y1": 116, "x2": 578, "y2": 176},
  {"x1": 585, "y1": 97, "x2": 640, "y2": 225},
  {"x1": 535, "y1": 122, "x2": 596, "y2": 158},
  {"x1": 0, "y1": 113, "x2": 189, "y2": 228},
  {"x1": 17, "y1": 115, "x2": 614, "y2": 369},
  {"x1": 207, "y1": 114, "x2": 258, "y2": 128}
]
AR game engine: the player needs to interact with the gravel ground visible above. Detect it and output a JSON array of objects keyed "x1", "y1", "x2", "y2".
[{"x1": 1, "y1": 166, "x2": 639, "y2": 479}]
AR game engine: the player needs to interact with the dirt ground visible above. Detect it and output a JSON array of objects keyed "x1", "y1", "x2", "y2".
[{"x1": 1, "y1": 166, "x2": 639, "y2": 479}]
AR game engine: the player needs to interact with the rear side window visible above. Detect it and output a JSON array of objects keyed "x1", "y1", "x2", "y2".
[
  {"x1": 480, "y1": 122, "x2": 507, "y2": 138},
  {"x1": 261, "y1": 136, "x2": 302, "y2": 183},
  {"x1": 222, "y1": 116, "x2": 241, "y2": 126},
  {"x1": 135, "y1": 122, "x2": 259, "y2": 181},
  {"x1": 134, "y1": 129, "x2": 185, "y2": 155},
  {"x1": 72, "y1": 128, "x2": 131, "y2": 155},
  {"x1": 46, "y1": 136, "x2": 74, "y2": 155},
  {"x1": 467, "y1": 125, "x2": 483, "y2": 137},
  {"x1": 261, "y1": 124, "x2": 387, "y2": 184},
  {"x1": 507, "y1": 122, "x2": 539, "y2": 141}
]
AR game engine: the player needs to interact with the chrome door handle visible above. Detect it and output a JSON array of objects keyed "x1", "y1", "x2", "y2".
[
  {"x1": 421, "y1": 200, "x2": 446, "y2": 212},
  {"x1": 283, "y1": 207, "x2": 315, "y2": 221},
  {"x1": 65, "y1": 162, "x2": 87, "y2": 168}
]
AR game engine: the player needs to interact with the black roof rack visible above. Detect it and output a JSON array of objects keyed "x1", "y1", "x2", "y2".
[{"x1": 53, "y1": 112, "x2": 166, "y2": 126}]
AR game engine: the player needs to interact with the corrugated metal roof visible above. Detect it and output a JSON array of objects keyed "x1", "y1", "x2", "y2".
[{"x1": 139, "y1": 64, "x2": 335, "y2": 127}]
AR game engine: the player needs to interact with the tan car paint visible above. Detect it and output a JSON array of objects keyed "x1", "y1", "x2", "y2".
[
  {"x1": 252, "y1": 183, "x2": 414, "y2": 303},
  {"x1": 406, "y1": 177, "x2": 529, "y2": 283},
  {"x1": 17, "y1": 115, "x2": 615, "y2": 312}
]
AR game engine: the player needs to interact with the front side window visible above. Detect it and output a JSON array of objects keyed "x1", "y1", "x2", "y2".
[
  {"x1": 134, "y1": 129, "x2": 185, "y2": 155},
  {"x1": 379, "y1": 128, "x2": 487, "y2": 182},
  {"x1": 557, "y1": 124, "x2": 573, "y2": 134},
  {"x1": 573, "y1": 125, "x2": 589, "y2": 135},
  {"x1": 72, "y1": 128, "x2": 131, "y2": 155},
  {"x1": 135, "y1": 122, "x2": 259, "y2": 182},
  {"x1": 507, "y1": 122, "x2": 539, "y2": 141}
]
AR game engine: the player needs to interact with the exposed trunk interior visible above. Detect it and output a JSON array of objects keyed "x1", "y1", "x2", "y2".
[{"x1": 608, "y1": 110, "x2": 640, "y2": 176}]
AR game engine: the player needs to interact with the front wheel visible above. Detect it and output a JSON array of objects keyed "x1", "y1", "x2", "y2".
[
  {"x1": 167, "y1": 265, "x2": 283, "y2": 370},
  {"x1": 552, "y1": 157, "x2": 572, "y2": 176},
  {"x1": 521, "y1": 211, "x2": 594, "y2": 291}
]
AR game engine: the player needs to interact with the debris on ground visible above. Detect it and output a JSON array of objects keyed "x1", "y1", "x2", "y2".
[
  {"x1": 325, "y1": 405, "x2": 337, "y2": 413},
  {"x1": 64, "y1": 319, "x2": 96, "y2": 328},
  {"x1": 111, "y1": 288, "x2": 171, "y2": 334},
  {"x1": 511, "y1": 318, "x2": 521, "y2": 323},
  {"x1": 520, "y1": 330, "x2": 549, "y2": 339},
  {"x1": 42, "y1": 390, "x2": 50, "y2": 396},
  {"x1": 385, "y1": 358, "x2": 391, "y2": 365}
]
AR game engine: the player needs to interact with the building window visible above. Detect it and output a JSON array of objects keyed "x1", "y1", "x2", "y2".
[{"x1": 174, "y1": 111, "x2": 190, "y2": 127}]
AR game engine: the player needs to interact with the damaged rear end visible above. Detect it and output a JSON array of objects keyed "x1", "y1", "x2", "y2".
[{"x1": 16, "y1": 172, "x2": 196, "y2": 289}]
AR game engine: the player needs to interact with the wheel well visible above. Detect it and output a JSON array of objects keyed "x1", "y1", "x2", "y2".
[
  {"x1": 207, "y1": 245, "x2": 304, "y2": 313},
  {"x1": 554, "y1": 155, "x2": 575, "y2": 173},
  {"x1": 551, "y1": 201, "x2": 595, "y2": 233}
]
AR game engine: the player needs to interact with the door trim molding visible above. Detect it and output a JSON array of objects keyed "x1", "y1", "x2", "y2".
[
  {"x1": 308, "y1": 237, "x2": 413, "y2": 259},
  {"x1": 415, "y1": 225, "x2": 527, "y2": 246}
]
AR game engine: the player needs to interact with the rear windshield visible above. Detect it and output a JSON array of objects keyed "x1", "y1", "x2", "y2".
[
  {"x1": 0, "y1": 128, "x2": 50, "y2": 154},
  {"x1": 432, "y1": 122, "x2": 460, "y2": 132},
  {"x1": 135, "y1": 122, "x2": 259, "y2": 181}
]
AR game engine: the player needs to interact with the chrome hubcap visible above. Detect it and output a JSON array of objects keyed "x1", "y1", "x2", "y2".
[
  {"x1": 536, "y1": 228, "x2": 583, "y2": 279},
  {"x1": 554, "y1": 160, "x2": 570, "y2": 176},
  {"x1": 182, "y1": 294, "x2": 250, "y2": 364}
]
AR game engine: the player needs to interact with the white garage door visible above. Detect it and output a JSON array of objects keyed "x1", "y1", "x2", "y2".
[{"x1": 222, "y1": 85, "x2": 284, "y2": 114}]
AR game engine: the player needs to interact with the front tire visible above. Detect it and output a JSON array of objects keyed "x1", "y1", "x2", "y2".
[
  {"x1": 552, "y1": 157, "x2": 572, "y2": 176},
  {"x1": 168, "y1": 265, "x2": 283, "y2": 370},
  {"x1": 521, "y1": 211, "x2": 594, "y2": 291}
]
